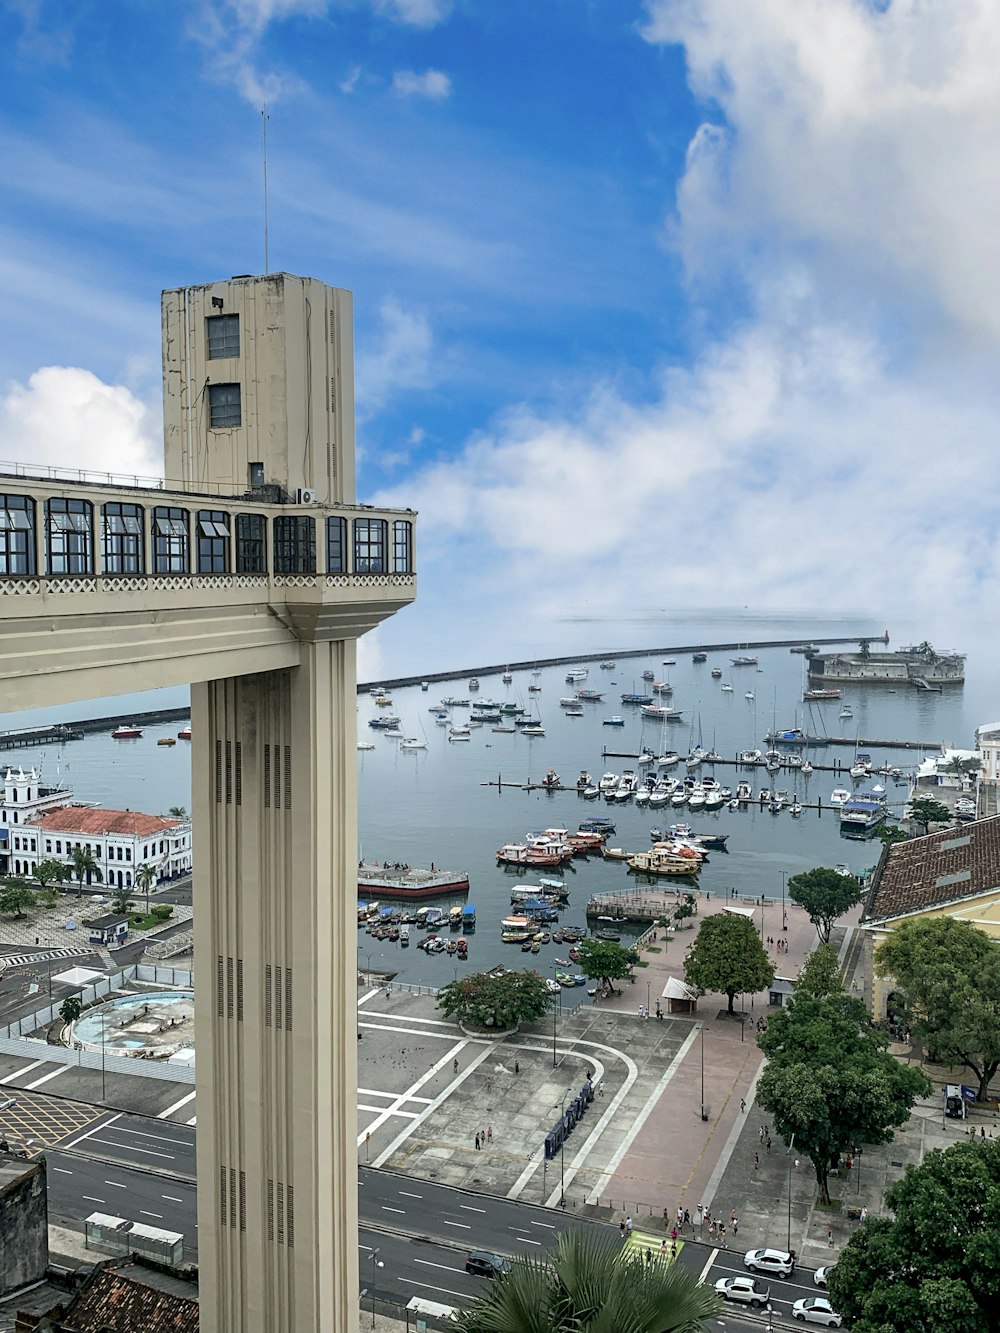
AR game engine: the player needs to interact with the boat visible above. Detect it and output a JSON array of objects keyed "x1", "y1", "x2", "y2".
[
  {"x1": 449, "y1": 905, "x2": 464, "y2": 929},
  {"x1": 468, "y1": 678, "x2": 480, "y2": 689},
  {"x1": 420, "y1": 681, "x2": 429, "y2": 691},
  {"x1": 456, "y1": 936, "x2": 468, "y2": 958},
  {"x1": 576, "y1": 688, "x2": 604, "y2": 701},
  {"x1": 710, "y1": 668, "x2": 723, "y2": 679},
  {"x1": 441, "y1": 697, "x2": 469, "y2": 707},
  {"x1": 803, "y1": 687, "x2": 842, "y2": 701},
  {"x1": 449, "y1": 725, "x2": 472, "y2": 741},
  {"x1": 541, "y1": 769, "x2": 561, "y2": 789},
  {"x1": 731, "y1": 655, "x2": 759, "y2": 666},
  {"x1": 801, "y1": 760, "x2": 814, "y2": 775},
  {"x1": 829, "y1": 788, "x2": 852, "y2": 806},
  {"x1": 598, "y1": 773, "x2": 619, "y2": 793},
  {"x1": 641, "y1": 703, "x2": 684, "y2": 722},
  {"x1": 112, "y1": 724, "x2": 142, "y2": 739},
  {"x1": 657, "y1": 750, "x2": 680, "y2": 768},
  {"x1": 400, "y1": 925, "x2": 410, "y2": 946},
  {"x1": 652, "y1": 681, "x2": 673, "y2": 695},
  {"x1": 581, "y1": 784, "x2": 600, "y2": 799},
  {"x1": 564, "y1": 705, "x2": 584, "y2": 717},
  {"x1": 603, "y1": 715, "x2": 625, "y2": 727},
  {"x1": 692, "y1": 652, "x2": 707, "y2": 663},
  {"x1": 492, "y1": 725, "x2": 516, "y2": 734},
  {"x1": 528, "y1": 684, "x2": 542, "y2": 693},
  {"x1": 157, "y1": 737, "x2": 176, "y2": 746},
  {"x1": 790, "y1": 798, "x2": 803, "y2": 816},
  {"x1": 519, "y1": 725, "x2": 545, "y2": 736},
  {"x1": 594, "y1": 930, "x2": 622, "y2": 941},
  {"x1": 400, "y1": 737, "x2": 427, "y2": 750},
  {"x1": 502, "y1": 670, "x2": 513, "y2": 683},
  {"x1": 578, "y1": 819, "x2": 614, "y2": 834},
  {"x1": 566, "y1": 668, "x2": 588, "y2": 682},
  {"x1": 662, "y1": 658, "x2": 676, "y2": 666},
  {"x1": 357, "y1": 740, "x2": 376, "y2": 750},
  {"x1": 840, "y1": 792, "x2": 887, "y2": 833},
  {"x1": 736, "y1": 782, "x2": 753, "y2": 801},
  {"x1": 177, "y1": 725, "x2": 192, "y2": 740},
  {"x1": 739, "y1": 749, "x2": 763, "y2": 764},
  {"x1": 839, "y1": 705, "x2": 853, "y2": 720},
  {"x1": 745, "y1": 690, "x2": 755, "y2": 701},
  {"x1": 600, "y1": 661, "x2": 616, "y2": 669},
  {"x1": 369, "y1": 714, "x2": 402, "y2": 729},
  {"x1": 621, "y1": 692, "x2": 653, "y2": 705},
  {"x1": 497, "y1": 843, "x2": 529, "y2": 864},
  {"x1": 627, "y1": 850, "x2": 700, "y2": 877},
  {"x1": 357, "y1": 863, "x2": 470, "y2": 898},
  {"x1": 721, "y1": 683, "x2": 734, "y2": 693},
  {"x1": 641, "y1": 669, "x2": 655, "y2": 681}
]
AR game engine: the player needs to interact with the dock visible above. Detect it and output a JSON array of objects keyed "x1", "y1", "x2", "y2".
[{"x1": 0, "y1": 706, "x2": 191, "y2": 752}]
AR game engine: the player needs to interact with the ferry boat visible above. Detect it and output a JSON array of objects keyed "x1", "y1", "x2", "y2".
[
  {"x1": 177, "y1": 725, "x2": 192, "y2": 740},
  {"x1": 357, "y1": 863, "x2": 470, "y2": 899},
  {"x1": 111, "y1": 724, "x2": 142, "y2": 739},
  {"x1": 576, "y1": 688, "x2": 604, "y2": 701},
  {"x1": 502, "y1": 670, "x2": 513, "y2": 683},
  {"x1": 692, "y1": 652, "x2": 707, "y2": 663},
  {"x1": 566, "y1": 668, "x2": 589, "y2": 682},
  {"x1": 620, "y1": 692, "x2": 653, "y2": 705},
  {"x1": 641, "y1": 704, "x2": 683, "y2": 721},
  {"x1": 731, "y1": 655, "x2": 759, "y2": 667},
  {"x1": 603, "y1": 715, "x2": 625, "y2": 727},
  {"x1": 468, "y1": 677, "x2": 480, "y2": 690},
  {"x1": 839, "y1": 792, "x2": 887, "y2": 833},
  {"x1": 803, "y1": 687, "x2": 842, "y2": 701}
]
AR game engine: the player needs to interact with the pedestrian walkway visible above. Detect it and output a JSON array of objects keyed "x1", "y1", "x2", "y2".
[{"x1": 0, "y1": 946, "x2": 92, "y2": 971}]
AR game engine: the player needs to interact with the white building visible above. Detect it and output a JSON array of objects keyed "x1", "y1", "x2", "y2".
[{"x1": 0, "y1": 767, "x2": 191, "y2": 887}]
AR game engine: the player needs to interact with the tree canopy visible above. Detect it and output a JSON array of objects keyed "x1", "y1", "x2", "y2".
[
  {"x1": 438, "y1": 969, "x2": 552, "y2": 1032},
  {"x1": 786, "y1": 867, "x2": 862, "y2": 943},
  {"x1": 59, "y1": 996, "x2": 83, "y2": 1024},
  {"x1": 908, "y1": 796, "x2": 953, "y2": 835},
  {"x1": 683, "y1": 913, "x2": 773, "y2": 1014},
  {"x1": 70, "y1": 846, "x2": 102, "y2": 893},
  {"x1": 573, "y1": 939, "x2": 638, "y2": 986},
  {"x1": 34, "y1": 858, "x2": 70, "y2": 888},
  {"x1": 827, "y1": 1138, "x2": 1000, "y2": 1332},
  {"x1": 795, "y1": 943, "x2": 843, "y2": 999},
  {"x1": 875, "y1": 916, "x2": 1000, "y2": 1100},
  {"x1": 875, "y1": 824, "x2": 910, "y2": 847},
  {"x1": 0, "y1": 881, "x2": 35, "y2": 918},
  {"x1": 757, "y1": 993, "x2": 930, "y2": 1204},
  {"x1": 456, "y1": 1227, "x2": 719, "y2": 1333}
]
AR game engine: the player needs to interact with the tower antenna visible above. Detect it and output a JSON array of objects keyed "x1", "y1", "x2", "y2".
[{"x1": 262, "y1": 103, "x2": 270, "y2": 275}]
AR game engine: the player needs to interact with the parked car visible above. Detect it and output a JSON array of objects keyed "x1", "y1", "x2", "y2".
[
  {"x1": 744, "y1": 1247, "x2": 795, "y2": 1278},
  {"x1": 792, "y1": 1296, "x2": 842, "y2": 1326},
  {"x1": 813, "y1": 1265, "x2": 830, "y2": 1288},
  {"x1": 714, "y1": 1276, "x2": 770, "y2": 1307},
  {"x1": 465, "y1": 1250, "x2": 512, "y2": 1279}
]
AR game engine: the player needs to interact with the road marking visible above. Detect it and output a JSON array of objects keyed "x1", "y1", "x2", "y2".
[
  {"x1": 381, "y1": 1206, "x2": 405, "y2": 1214},
  {"x1": 140, "y1": 1210, "x2": 163, "y2": 1219},
  {"x1": 398, "y1": 1278, "x2": 469, "y2": 1301},
  {"x1": 158, "y1": 1090, "x2": 196, "y2": 1119},
  {"x1": 398, "y1": 1190, "x2": 423, "y2": 1199},
  {"x1": 53, "y1": 1167, "x2": 73, "y2": 1175},
  {"x1": 459, "y1": 1204, "x2": 486, "y2": 1213},
  {"x1": 88, "y1": 1137, "x2": 176, "y2": 1160},
  {"x1": 369, "y1": 1040, "x2": 496, "y2": 1168},
  {"x1": 359, "y1": 1104, "x2": 419, "y2": 1117},
  {"x1": 0, "y1": 1059, "x2": 47, "y2": 1084},
  {"x1": 104, "y1": 1180, "x2": 127, "y2": 1189},
  {"x1": 442, "y1": 1220, "x2": 471, "y2": 1229},
  {"x1": 186, "y1": 1116, "x2": 197, "y2": 1125},
  {"x1": 61, "y1": 1112, "x2": 123, "y2": 1151},
  {"x1": 698, "y1": 1248, "x2": 719, "y2": 1284},
  {"x1": 112, "y1": 1127, "x2": 192, "y2": 1147},
  {"x1": 412, "y1": 1259, "x2": 465, "y2": 1274},
  {"x1": 25, "y1": 1065, "x2": 70, "y2": 1090},
  {"x1": 82, "y1": 1195, "x2": 105, "y2": 1203},
  {"x1": 162, "y1": 1194, "x2": 183, "y2": 1202},
  {"x1": 511, "y1": 1235, "x2": 542, "y2": 1245},
  {"x1": 531, "y1": 1220, "x2": 556, "y2": 1229}
]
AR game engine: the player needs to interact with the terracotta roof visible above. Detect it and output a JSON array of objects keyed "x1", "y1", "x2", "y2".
[
  {"x1": 865, "y1": 814, "x2": 1000, "y2": 923},
  {"x1": 29, "y1": 808, "x2": 181, "y2": 838},
  {"x1": 61, "y1": 1268, "x2": 199, "y2": 1332}
]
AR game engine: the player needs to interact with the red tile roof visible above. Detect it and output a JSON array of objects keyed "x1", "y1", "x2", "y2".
[
  {"x1": 30, "y1": 808, "x2": 181, "y2": 838},
  {"x1": 61, "y1": 1268, "x2": 199, "y2": 1332},
  {"x1": 865, "y1": 814, "x2": 1000, "y2": 922}
]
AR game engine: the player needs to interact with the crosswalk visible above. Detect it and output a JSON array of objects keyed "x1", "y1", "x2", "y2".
[
  {"x1": 619, "y1": 1229, "x2": 684, "y2": 1266},
  {"x1": 0, "y1": 946, "x2": 93, "y2": 972}
]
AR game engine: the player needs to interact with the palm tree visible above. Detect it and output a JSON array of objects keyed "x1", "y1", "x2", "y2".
[
  {"x1": 135, "y1": 862, "x2": 157, "y2": 915},
  {"x1": 457, "y1": 1229, "x2": 719, "y2": 1333},
  {"x1": 70, "y1": 845, "x2": 102, "y2": 898},
  {"x1": 168, "y1": 806, "x2": 188, "y2": 818}
]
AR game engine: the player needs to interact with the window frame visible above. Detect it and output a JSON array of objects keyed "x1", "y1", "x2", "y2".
[
  {"x1": 353, "y1": 518, "x2": 387, "y2": 574},
  {"x1": 101, "y1": 501, "x2": 145, "y2": 576},
  {"x1": 392, "y1": 519, "x2": 413, "y2": 574},
  {"x1": 152, "y1": 506, "x2": 191, "y2": 575},
  {"x1": 206, "y1": 313, "x2": 240, "y2": 360},
  {"x1": 235, "y1": 513, "x2": 267, "y2": 574},
  {"x1": 45, "y1": 496, "x2": 94, "y2": 576},
  {"x1": 273, "y1": 515, "x2": 316, "y2": 575},
  {"x1": 0, "y1": 493, "x2": 36, "y2": 577},
  {"x1": 326, "y1": 516, "x2": 348, "y2": 574},
  {"x1": 208, "y1": 382, "x2": 242, "y2": 429},
  {"x1": 196, "y1": 509, "x2": 231, "y2": 574}
]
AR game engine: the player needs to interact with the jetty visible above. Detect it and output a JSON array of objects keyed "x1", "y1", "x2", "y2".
[{"x1": 0, "y1": 706, "x2": 191, "y2": 752}]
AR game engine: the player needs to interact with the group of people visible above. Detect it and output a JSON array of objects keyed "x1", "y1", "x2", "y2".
[
  {"x1": 637, "y1": 1002, "x2": 664, "y2": 1021},
  {"x1": 473, "y1": 1127, "x2": 493, "y2": 1150},
  {"x1": 765, "y1": 935, "x2": 789, "y2": 954}
]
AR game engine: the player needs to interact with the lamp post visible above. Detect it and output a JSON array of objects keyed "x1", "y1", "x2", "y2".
[
  {"x1": 366, "y1": 953, "x2": 372, "y2": 985},
  {"x1": 786, "y1": 1134, "x2": 797, "y2": 1252},
  {"x1": 552, "y1": 964, "x2": 559, "y2": 1069},
  {"x1": 557, "y1": 1089, "x2": 571, "y2": 1208},
  {"x1": 854, "y1": 1144, "x2": 863, "y2": 1195},
  {"x1": 700, "y1": 1022, "x2": 707, "y2": 1121},
  {"x1": 368, "y1": 1248, "x2": 383, "y2": 1328},
  {"x1": 780, "y1": 871, "x2": 786, "y2": 931}
]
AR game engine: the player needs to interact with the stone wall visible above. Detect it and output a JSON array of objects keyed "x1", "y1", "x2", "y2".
[{"x1": 0, "y1": 1155, "x2": 48, "y2": 1294}]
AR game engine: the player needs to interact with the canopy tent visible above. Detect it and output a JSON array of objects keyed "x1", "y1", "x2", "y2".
[{"x1": 661, "y1": 975, "x2": 698, "y2": 1013}]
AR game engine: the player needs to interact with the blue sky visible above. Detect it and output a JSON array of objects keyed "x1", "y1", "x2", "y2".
[{"x1": 2, "y1": 0, "x2": 1000, "y2": 676}]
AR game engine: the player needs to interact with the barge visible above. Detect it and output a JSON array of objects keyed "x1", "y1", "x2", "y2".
[{"x1": 356, "y1": 863, "x2": 470, "y2": 899}]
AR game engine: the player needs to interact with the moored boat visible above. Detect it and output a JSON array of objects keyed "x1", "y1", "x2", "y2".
[
  {"x1": 357, "y1": 863, "x2": 471, "y2": 898},
  {"x1": 112, "y1": 724, "x2": 142, "y2": 739},
  {"x1": 177, "y1": 725, "x2": 192, "y2": 740}
]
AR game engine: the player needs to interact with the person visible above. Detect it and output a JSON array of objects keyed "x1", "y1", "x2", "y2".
[
  {"x1": 645, "y1": 1248, "x2": 652, "y2": 1266},
  {"x1": 620, "y1": 1220, "x2": 626, "y2": 1239},
  {"x1": 598, "y1": 1079, "x2": 605, "y2": 1098},
  {"x1": 676, "y1": 1206, "x2": 683, "y2": 1227},
  {"x1": 453, "y1": 1058, "x2": 459, "y2": 1074},
  {"x1": 753, "y1": 1151, "x2": 760, "y2": 1170},
  {"x1": 671, "y1": 1225, "x2": 678, "y2": 1243},
  {"x1": 625, "y1": 1216, "x2": 633, "y2": 1236},
  {"x1": 514, "y1": 1059, "x2": 519, "y2": 1075},
  {"x1": 487, "y1": 1126, "x2": 493, "y2": 1144},
  {"x1": 740, "y1": 1098, "x2": 746, "y2": 1113},
  {"x1": 766, "y1": 1134, "x2": 772, "y2": 1153},
  {"x1": 860, "y1": 1206, "x2": 868, "y2": 1223},
  {"x1": 683, "y1": 1207, "x2": 690, "y2": 1227},
  {"x1": 475, "y1": 1132, "x2": 481, "y2": 1150},
  {"x1": 671, "y1": 1240, "x2": 677, "y2": 1258},
  {"x1": 732, "y1": 1215, "x2": 739, "y2": 1235},
  {"x1": 827, "y1": 1226, "x2": 834, "y2": 1246}
]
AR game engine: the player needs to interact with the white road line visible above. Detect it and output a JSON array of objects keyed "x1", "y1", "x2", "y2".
[
  {"x1": 0, "y1": 1059, "x2": 47, "y2": 1084},
  {"x1": 398, "y1": 1191, "x2": 423, "y2": 1199},
  {"x1": 82, "y1": 1195, "x2": 104, "y2": 1203},
  {"x1": 398, "y1": 1278, "x2": 469, "y2": 1301},
  {"x1": 698, "y1": 1249, "x2": 719, "y2": 1284},
  {"x1": 52, "y1": 1167, "x2": 73, "y2": 1175},
  {"x1": 576, "y1": 1026, "x2": 700, "y2": 1207},
  {"x1": 158, "y1": 1090, "x2": 197, "y2": 1119},
  {"x1": 61, "y1": 1113, "x2": 123, "y2": 1151},
  {"x1": 442, "y1": 1220, "x2": 471, "y2": 1229},
  {"x1": 358, "y1": 1088, "x2": 432, "y2": 1104},
  {"x1": 140, "y1": 1210, "x2": 164, "y2": 1219},
  {"x1": 88, "y1": 1137, "x2": 176, "y2": 1161},
  {"x1": 369, "y1": 1041, "x2": 495, "y2": 1168},
  {"x1": 512, "y1": 1235, "x2": 542, "y2": 1245},
  {"x1": 25, "y1": 1065, "x2": 70, "y2": 1090},
  {"x1": 701, "y1": 1059, "x2": 766, "y2": 1212},
  {"x1": 358, "y1": 1021, "x2": 461, "y2": 1041},
  {"x1": 459, "y1": 1205, "x2": 486, "y2": 1213},
  {"x1": 162, "y1": 1194, "x2": 183, "y2": 1202},
  {"x1": 531, "y1": 1221, "x2": 556, "y2": 1229},
  {"x1": 412, "y1": 1259, "x2": 464, "y2": 1274},
  {"x1": 381, "y1": 1206, "x2": 405, "y2": 1214},
  {"x1": 361, "y1": 1038, "x2": 471, "y2": 1148},
  {"x1": 358, "y1": 1104, "x2": 418, "y2": 1118},
  {"x1": 104, "y1": 1180, "x2": 127, "y2": 1188},
  {"x1": 186, "y1": 1116, "x2": 197, "y2": 1125},
  {"x1": 111, "y1": 1127, "x2": 193, "y2": 1147},
  {"x1": 356, "y1": 987, "x2": 383, "y2": 1008}
]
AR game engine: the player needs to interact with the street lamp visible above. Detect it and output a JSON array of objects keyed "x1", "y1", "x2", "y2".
[
  {"x1": 699, "y1": 1022, "x2": 708, "y2": 1121},
  {"x1": 552, "y1": 963, "x2": 559, "y2": 1068},
  {"x1": 557, "y1": 1089, "x2": 572, "y2": 1208},
  {"x1": 780, "y1": 871, "x2": 787, "y2": 931},
  {"x1": 853, "y1": 1144, "x2": 863, "y2": 1195},
  {"x1": 786, "y1": 1134, "x2": 797, "y2": 1252},
  {"x1": 368, "y1": 1248, "x2": 383, "y2": 1328}
]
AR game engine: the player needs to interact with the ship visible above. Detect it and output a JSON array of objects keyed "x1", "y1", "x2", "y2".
[
  {"x1": 111, "y1": 724, "x2": 142, "y2": 739},
  {"x1": 356, "y1": 863, "x2": 470, "y2": 899}
]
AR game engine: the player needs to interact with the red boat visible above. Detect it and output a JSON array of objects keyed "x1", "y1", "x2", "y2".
[{"x1": 111, "y1": 724, "x2": 142, "y2": 739}]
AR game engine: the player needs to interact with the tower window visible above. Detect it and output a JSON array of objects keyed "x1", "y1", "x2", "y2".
[
  {"x1": 236, "y1": 513, "x2": 267, "y2": 573},
  {"x1": 207, "y1": 313, "x2": 240, "y2": 359},
  {"x1": 102, "y1": 502, "x2": 145, "y2": 575},
  {"x1": 152, "y1": 506, "x2": 190, "y2": 574},
  {"x1": 208, "y1": 383, "x2": 241, "y2": 429},
  {"x1": 45, "y1": 497, "x2": 93, "y2": 576},
  {"x1": 392, "y1": 520, "x2": 413, "y2": 574},
  {"x1": 197, "y1": 510, "x2": 230, "y2": 573},
  {"x1": 273, "y1": 516, "x2": 316, "y2": 574},
  {"x1": 326, "y1": 516, "x2": 347, "y2": 573},
  {"x1": 353, "y1": 518, "x2": 387, "y2": 574}
]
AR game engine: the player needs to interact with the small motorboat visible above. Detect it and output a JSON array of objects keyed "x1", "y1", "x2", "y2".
[
  {"x1": 554, "y1": 957, "x2": 569, "y2": 966},
  {"x1": 112, "y1": 724, "x2": 142, "y2": 739},
  {"x1": 157, "y1": 737, "x2": 176, "y2": 746},
  {"x1": 177, "y1": 726, "x2": 192, "y2": 740}
]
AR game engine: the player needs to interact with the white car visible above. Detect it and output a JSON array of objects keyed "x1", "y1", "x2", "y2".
[
  {"x1": 714, "y1": 1276, "x2": 770, "y2": 1307},
  {"x1": 792, "y1": 1296, "x2": 842, "y2": 1327},
  {"x1": 744, "y1": 1247, "x2": 795, "y2": 1278},
  {"x1": 813, "y1": 1265, "x2": 830, "y2": 1288}
]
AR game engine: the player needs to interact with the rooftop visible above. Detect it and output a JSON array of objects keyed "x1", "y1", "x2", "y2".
[
  {"x1": 31, "y1": 809, "x2": 182, "y2": 838},
  {"x1": 58, "y1": 1264, "x2": 199, "y2": 1332},
  {"x1": 865, "y1": 814, "x2": 1000, "y2": 924}
]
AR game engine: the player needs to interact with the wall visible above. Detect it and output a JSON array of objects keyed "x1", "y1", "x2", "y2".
[{"x1": 0, "y1": 1157, "x2": 47, "y2": 1294}]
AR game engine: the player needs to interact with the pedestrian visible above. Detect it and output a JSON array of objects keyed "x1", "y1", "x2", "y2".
[
  {"x1": 766, "y1": 1135, "x2": 772, "y2": 1153},
  {"x1": 759, "y1": 1126, "x2": 765, "y2": 1143},
  {"x1": 732, "y1": 1215, "x2": 739, "y2": 1236},
  {"x1": 475, "y1": 1132, "x2": 481, "y2": 1150},
  {"x1": 599, "y1": 1079, "x2": 605, "y2": 1098},
  {"x1": 486, "y1": 1077, "x2": 493, "y2": 1092},
  {"x1": 827, "y1": 1226, "x2": 834, "y2": 1246},
  {"x1": 753, "y1": 1151, "x2": 759, "y2": 1170},
  {"x1": 730, "y1": 1209, "x2": 737, "y2": 1225},
  {"x1": 683, "y1": 1208, "x2": 690, "y2": 1228},
  {"x1": 453, "y1": 1058, "x2": 459, "y2": 1073},
  {"x1": 860, "y1": 1206, "x2": 868, "y2": 1223},
  {"x1": 982, "y1": 1126, "x2": 987, "y2": 1139},
  {"x1": 620, "y1": 1220, "x2": 626, "y2": 1239},
  {"x1": 645, "y1": 1248, "x2": 652, "y2": 1266},
  {"x1": 740, "y1": 1098, "x2": 746, "y2": 1113},
  {"x1": 671, "y1": 1226, "x2": 678, "y2": 1243},
  {"x1": 719, "y1": 1223, "x2": 727, "y2": 1248},
  {"x1": 671, "y1": 1240, "x2": 677, "y2": 1258},
  {"x1": 708, "y1": 1219, "x2": 716, "y2": 1238},
  {"x1": 487, "y1": 1126, "x2": 493, "y2": 1144},
  {"x1": 514, "y1": 1059, "x2": 519, "y2": 1075},
  {"x1": 626, "y1": 1216, "x2": 633, "y2": 1236},
  {"x1": 660, "y1": 1238, "x2": 667, "y2": 1253}
]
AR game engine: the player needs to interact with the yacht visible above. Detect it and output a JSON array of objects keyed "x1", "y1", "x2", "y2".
[
  {"x1": 598, "y1": 772, "x2": 620, "y2": 794},
  {"x1": 721, "y1": 683, "x2": 734, "y2": 693},
  {"x1": 829, "y1": 787, "x2": 852, "y2": 806},
  {"x1": 399, "y1": 737, "x2": 427, "y2": 750}
]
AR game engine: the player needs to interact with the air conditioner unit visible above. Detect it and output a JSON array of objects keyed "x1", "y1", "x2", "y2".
[{"x1": 296, "y1": 488, "x2": 317, "y2": 505}]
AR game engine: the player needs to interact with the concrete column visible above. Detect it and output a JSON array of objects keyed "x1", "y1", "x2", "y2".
[{"x1": 193, "y1": 637, "x2": 359, "y2": 1332}]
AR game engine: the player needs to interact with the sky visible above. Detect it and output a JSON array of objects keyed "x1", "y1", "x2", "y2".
[{"x1": 2, "y1": 0, "x2": 1000, "y2": 679}]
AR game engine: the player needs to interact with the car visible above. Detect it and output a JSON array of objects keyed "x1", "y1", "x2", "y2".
[
  {"x1": 792, "y1": 1296, "x2": 842, "y2": 1326},
  {"x1": 744, "y1": 1247, "x2": 795, "y2": 1278},
  {"x1": 714, "y1": 1276, "x2": 771, "y2": 1307},
  {"x1": 465, "y1": 1250, "x2": 512, "y2": 1279},
  {"x1": 813, "y1": 1265, "x2": 830, "y2": 1288}
]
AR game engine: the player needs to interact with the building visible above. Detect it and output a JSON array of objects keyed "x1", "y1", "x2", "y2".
[
  {"x1": 0, "y1": 1153, "x2": 48, "y2": 1295},
  {"x1": 15, "y1": 1262, "x2": 199, "y2": 1332},
  {"x1": 86, "y1": 914, "x2": 131, "y2": 949},
  {"x1": 807, "y1": 647, "x2": 965, "y2": 685},
  {"x1": 0, "y1": 271, "x2": 416, "y2": 1333},
  {"x1": 862, "y1": 815, "x2": 1000, "y2": 1021},
  {"x1": 0, "y1": 768, "x2": 191, "y2": 888}
]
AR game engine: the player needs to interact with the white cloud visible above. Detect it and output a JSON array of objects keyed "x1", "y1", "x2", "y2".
[
  {"x1": 0, "y1": 367, "x2": 162, "y2": 480},
  {"x1": 340, "y1": 64, "x2": 362, "y2": 93},
  {"x1": 392, "y1": 68, "x2": 452, "y2": 100},
  {"x1": 356, "y1": 299, "x2": 436, "y2": 416},
  {"x1": 375, "y1": 0, "x2": 451, "y2": 26}
]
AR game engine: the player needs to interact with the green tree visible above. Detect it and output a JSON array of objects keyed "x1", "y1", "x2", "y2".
[
  {"x1": 828, "y1": 1138, "x2": 1000, "y2": 1332},
  {"x1": 946, "y1": 755, "x2": 980, "y2": 783},
  {"x1": 858, "y1": 638, "x2": 871, "y2": 659},
  {"x1": 0, "y1": 882, "x2": 35, "y2": 918},
  {"x1": 456, "y1": 1227, "x2": 719, "y2": 1333},
  {"x1": 168, "y1": 806, "x2": 187, "y2": 818},
  {"x1": 59, "y1": 996, "x2": 83, "y2": 1024},
  {"x1": 33, "y1": 858, "x2": 70, "y2": 889},
  {"x1": 908, "y1": 796, "x2": 953, "y2": 834},
  {"x1": 134, "y1": 863, "x2": 157, "y2": 914},
  {"x1": 438, "y1": 970, "x2": 552, "y2": 1032},
  {"x1": 574, "y1": 939, "x2": 638, "y2": 988},
  {"x1": 70, "y1": 846, "x2": 102, "y2": 897},
  {"x1": 683, "y1": 913, "x2": 774, "y2": 1015},
  {"x1": 109, "y1": 884, "x2": 134, "y2": 915},
  {"x1": 757, "y1": 993, "x2": 930, "y2": 1204},
  {"x1": 875, "y1": 917, "x2": 1000, "y2": 1100},
  {"x1": 875, "y1": 824, "x2": 909, "y2": 846},
  {"x1": 795, "y1": 943, "x2": 843, "y2": 999},
  {"x1": 787, "y1": 867, "x2": 862, "y2": 944}
]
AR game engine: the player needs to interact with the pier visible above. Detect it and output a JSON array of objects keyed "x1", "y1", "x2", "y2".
[{"x1": 0, "y1": 706, "x2": 191, "y2": 753}]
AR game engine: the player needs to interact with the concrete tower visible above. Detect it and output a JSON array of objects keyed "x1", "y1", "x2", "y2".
[{"x1": 0, "y1": 273, "x2": 416, "y2": 1332}]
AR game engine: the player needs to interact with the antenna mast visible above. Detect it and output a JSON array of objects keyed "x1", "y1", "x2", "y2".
[{"x1": 262, "y1": 103, "x2": 270, "y2": 275}]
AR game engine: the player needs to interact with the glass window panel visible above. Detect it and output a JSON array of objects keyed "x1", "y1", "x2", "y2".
[
  {"x1": 0, "y1": 494, "x2": 35, "y2": 575},
  {"x1": 45, "y1": 498, "x2": 93, "y2": 575},
  {"x1": 236, "y1": 513, "x2": 266, "y2": 573},
  {"x1": 208, "y1": 383, "x2": 242, "y2": 429},
  {"x1": 273, "y1": 515, "x2": 316, "y2": 574},
  {"x1": 152, "y1": 507, "x2": 189, "y2": 574},
  {"x1": 101, "y1": 502, "x2": 144, "y2": 575},
  {"x1": 353, "y1": 518, "x2": 387, "y2": 574},
  {"x1": 206, "y1": 313, "x2": 240, "y2": 359},
  {"x1": 326, "y1": 517, "x2": 347, "y2": 573}
]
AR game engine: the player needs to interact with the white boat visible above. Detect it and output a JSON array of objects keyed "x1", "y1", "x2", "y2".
[
  {"x1": 790, "y1": 798, "x2": 803, "y2": 816},
  {"x1": 687, "y1": 785, "x2": 706, "y2": 811},
  {"x1": 400, "y1": 737, "x2": 427, "y2": 750},
  {"x1": 357, "y1": 741, "x2": 376, "y2": 750},
  {"x1": 519, "y1": 725, "x2": 545, "y2": 736},
  {"x1": 613, "y1": 771, "x2": 638, "y2": 802},
  {"x1": 740, "y1": 749, "x2": 763, "y2": 764},
  {"x1": 657, "y1": 750, "x2": 680, "y2": 768},
  {"x1": 829, "y1": 787, "x2": 852, "y2": 806},
  {"x1": 721, "y1": 683, "x2": 734, "y2": 693},
  {"x1": 671, "y1": 787, "x2": 689, "y2": 806},
  {"x1": 704, "y1": 789, "x2": 725, "y2": 810},
  {"x1": 565, "y1": 668, "x2": 588, "y2": 682},
  {"x1": 745, "y1": 691, "x2": 755, "y2": 701},
  {"x1": 112, "y1": 724, "x2": 142, "y2": 739},
  {"x1": 598, "y1": 773, "x2": 619, "y2": 793},
  {"x1": 634, "y1": 788, "x2": 651, "y2": 807},
  {"x1": 801, "y1": 760, "x2": 814, "y2": 775},
  {"x1": 840, "y1": 705, "x2": 853, "y2": 719},
  {"x1": 449, "y1": 725, "x2": 472, "y2": 741},
  {"x1": 502, "y1": 671, "x2": 513, "y2": 684},
  {"x1": 420, "y1": 681, "x2": 429, "y2": 691},
  {"x1": 736, "y1": 782, "x2": 753, "y2": 801}
]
